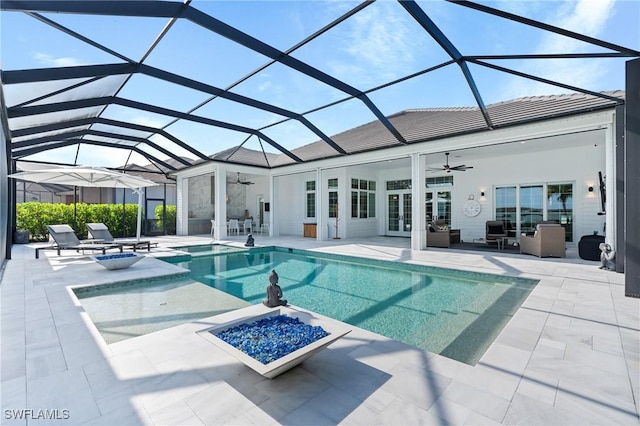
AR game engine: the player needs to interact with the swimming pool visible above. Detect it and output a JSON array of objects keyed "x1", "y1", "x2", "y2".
[
  {"x1": 73, "y1": 274, "x2": 249, "y2": 344},
  {"x1": 166, "y1": 246, "x2": 539, "y2": 365},
  {"x1": 171, "y1": 243, "x2": 248, "y2": 256}
]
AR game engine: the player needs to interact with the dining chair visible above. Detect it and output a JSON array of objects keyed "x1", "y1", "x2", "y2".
[
  {"x1": 228, "y1": 219, "x2": 240, "y2": 235},
  {"x1": 260, "y1": 223, "x2": 270, "y2": 235},
  {"x1": 243, "y1": 219, "x2": 252, "y2": 234}
]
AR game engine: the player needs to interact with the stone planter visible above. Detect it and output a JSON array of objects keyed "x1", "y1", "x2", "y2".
[{"x1": 14, "y1": 230, "x2": 30, "y2": 244}]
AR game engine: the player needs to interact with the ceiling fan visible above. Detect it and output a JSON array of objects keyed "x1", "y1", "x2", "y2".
[
  {"x1": 228, "y1": 172, "x2": 254, "y2": 185},
  {"x1": 427, "y1": 152, "x2": 473, "y2": 173}
]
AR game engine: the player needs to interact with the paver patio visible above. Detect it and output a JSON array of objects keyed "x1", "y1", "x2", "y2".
[{"x1": 1, "y1": 235, "x2": 638, "y2": 425}]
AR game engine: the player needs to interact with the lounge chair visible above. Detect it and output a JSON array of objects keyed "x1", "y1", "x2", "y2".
[
  {"x1": 36, "y1": 224, "x2": 123, "y2": 259},
  {"x1": 85, "y1": 223, "x2": 156, "y2": 252}
]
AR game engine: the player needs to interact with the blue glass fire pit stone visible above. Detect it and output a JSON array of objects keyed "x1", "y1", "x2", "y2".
[
  {"x1": 95, "y1": 253, "x2": 137, "y2": 261},
  {"x1": 91, "y1": 252, "x2": 143, "y2": 270},
  {"x1": 197, "y1": 305, "x2": 352, "y2": 378},
  {"x1": 214, "y1": 315, "x2": 329, "y2": 364}
]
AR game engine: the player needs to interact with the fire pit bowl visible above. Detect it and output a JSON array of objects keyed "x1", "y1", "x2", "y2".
[{"x1": 198, "y1": 305, "x2": 351, "y2": 378}]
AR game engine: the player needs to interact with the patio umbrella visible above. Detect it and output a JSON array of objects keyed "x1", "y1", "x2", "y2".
[{"x1": 9, "y1": 165, "x2": 157, "y2": 241}]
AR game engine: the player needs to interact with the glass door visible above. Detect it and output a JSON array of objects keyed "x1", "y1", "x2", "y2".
[
  {"x1": 425, "y1": 190, "x2": 452, "y2": 225},
  {"x1": 547, "y1": 183, "x2": 573, "y2": 242},
  {"x1": 387, "y1": 192, "x2": 412, "y2": 236},
  {"x1": 496, "y1": 186, "x2": 517, "y2": 236},
  {"x1": 520, "y1": 185, "x2": 544, "y2": 235},
  {"x1": 145, "y1": 198, "x2": 165, "y2": 235}
]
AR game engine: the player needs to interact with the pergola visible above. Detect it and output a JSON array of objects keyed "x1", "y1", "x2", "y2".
[{"x1": 1, "y1": 0, "x2": 638, "y2": 294}]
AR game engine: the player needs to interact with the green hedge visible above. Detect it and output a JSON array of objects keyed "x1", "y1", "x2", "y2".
[
  {"x1": 156, "y1": 204, "x2": 176, "y2": 235},
  {"x1": 16, "y1": 202, "x2": 176, "y2": 241}
]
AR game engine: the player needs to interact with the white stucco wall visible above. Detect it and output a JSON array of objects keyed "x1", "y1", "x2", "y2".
[
  {"x1": 172, "y1": 109, "x2": 615, "y2": 246},
  {"x1": 346, "y1": 164, "x2": 382, "y2": 239},
  {"x1": 275, "y1": 171, "x2": 315, "y2": 236},
  {"x1": 450, "y1": 138, "x2": 605, "y2": 243}
]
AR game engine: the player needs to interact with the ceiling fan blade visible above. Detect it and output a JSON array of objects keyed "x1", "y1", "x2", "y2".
[
  {"x1": 430, "y1": 153, "x2": 474, "y2": 172},
  {"x1": 450, "y1": 165, "x2": 473, "y2": 171}
]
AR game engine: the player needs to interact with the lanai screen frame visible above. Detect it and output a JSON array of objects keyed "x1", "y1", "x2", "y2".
[
  {"x1": 1, "y1": 0, "x2": 638, "y2": 295},
  {"x1": 2, "y1": 0, "x2": 636, "y2": 171}
]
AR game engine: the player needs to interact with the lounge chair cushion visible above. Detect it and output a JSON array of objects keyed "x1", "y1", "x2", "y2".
[
  {"x1": 86, "y1": 222, "x2": 156, "y2": 251},
  {"x1": 47, "y1": 224, "x2": 83, "y2": 247}
]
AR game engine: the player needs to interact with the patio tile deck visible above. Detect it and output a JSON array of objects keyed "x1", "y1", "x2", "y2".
[{"x1": 1, "y1": 235, "x2": 638, "y2": 425}]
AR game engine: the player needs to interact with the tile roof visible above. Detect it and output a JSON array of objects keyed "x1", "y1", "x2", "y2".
[
  {"x1": 281, "y1": 90, "x2": 624, "y2": 166},
  {"x1": 189, "y1": 90, "x2": 624, "y2": 170}
]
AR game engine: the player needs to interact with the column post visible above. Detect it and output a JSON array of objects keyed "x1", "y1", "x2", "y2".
[{"x1": 411, "y1": 153, "x2": 426, "y2": 250}]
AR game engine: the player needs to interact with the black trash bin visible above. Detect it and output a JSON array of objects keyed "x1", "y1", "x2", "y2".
[{"x1": 578, "y1": 234, "x2": 605, "y2": 261}]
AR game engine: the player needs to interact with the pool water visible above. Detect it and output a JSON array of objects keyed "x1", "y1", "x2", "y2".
[
  {"x1": 73, "y1": 274, "x2": 249, "y2": 344},
  {"x1": 171, "y1": 243, "x2": 247, "y2": 256},
  {"x1": 167, "y1": 246, "x2": 538, "y2": 365}
]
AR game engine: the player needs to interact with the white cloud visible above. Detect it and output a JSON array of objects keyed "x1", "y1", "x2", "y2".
[
  {"x1": 500, "y1": 0, "x2": 617, "y2": 100},
  {"x1": 326, "y1": 1, "x2": 422, "y2": 85},
  {"x1": 130, "y1": 115, "x2": 166, "y2": 129},
  {"x1": 34, "y1": 52, "x2": 83, "y2": 67},
  {"x1": 258, "y1": 81, "x2": 272, "y2": 92}
]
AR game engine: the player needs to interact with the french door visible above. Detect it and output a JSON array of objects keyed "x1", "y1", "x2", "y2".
[
  {"x1": 425, "y1": 190, "x2": 452, "y2": 225},
  {"x1": 387, "y1": 192, "x2": 412, "y2": 236}
]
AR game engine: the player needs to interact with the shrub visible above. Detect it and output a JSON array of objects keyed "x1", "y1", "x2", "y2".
[
  {"x1": 156, "y1": 204, "x2": 176, "y2": 235},
  {"x1": 16, "y1": 202, "x2": 142, "y2": 241}
]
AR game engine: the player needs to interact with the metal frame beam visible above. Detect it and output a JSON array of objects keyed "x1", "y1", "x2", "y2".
[
  {"x1": 13, "y1": 129, "x2": 191, "y2": 167},
  {"x1": 13, "y1": 138, "x2": 177, "y2": 171},
  {"x1": 2, "y1": 0, "x2": 638, "y2": 177},
  {"x1": 447, "y1": 0, "x2": 640, "y2": 57},
  {"x1": 2, "y1": 0, "x2": 406, "y2": 146},
  {"x1": 7, "y1": 96, "x2": 303, "y2": 163},
  {"x1": 399, "y1": 0, "x2": 492, "y2": 128},
  {"x1": 183, "y1": 6, "x2": 407, "y2": 144},
  {"x1": 1, "y1": 1, "x2": 184, "y2": 18},
  {"x1": 10, "y1": 117, "x2": 211, "y2": 162},
  {"x1": 1, "y1": 63, "x2": 136, "y2": 84},
  {"x1": 469, "y1": 60, "x2": 625, "y2": 105},
  {"x1": 625, "y1": 58, "x2": 640, "y2": 296},
  {"x1": 4, "y1": 63, "x2": 346, "y2": 155}
]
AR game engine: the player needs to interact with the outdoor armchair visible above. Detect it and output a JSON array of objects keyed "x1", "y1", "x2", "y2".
[
  {"x1": 426, "y1": 220, "x2": 460, "y2": 248},
  {"x1": 520, "y1": 223, "x2": 566, "y2": 257},
  {"x1": 36, "y1": 224, "x2": 123, "y2": 259},
  {"x1": 486, "y1": 220, "x2": 508, "y2": 247},
  {"x1": 85, "y1": 223, "x2": 156, "y2": 252}
]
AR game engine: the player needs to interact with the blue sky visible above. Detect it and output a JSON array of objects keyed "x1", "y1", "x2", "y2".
[{"x1": 2, "y1": 0, "x2": 638, "y2": 168}]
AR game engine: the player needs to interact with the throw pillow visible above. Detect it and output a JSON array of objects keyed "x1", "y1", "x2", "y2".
[{"x1": 488, "y1": 225, "x2": 503, "y2": 234}]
